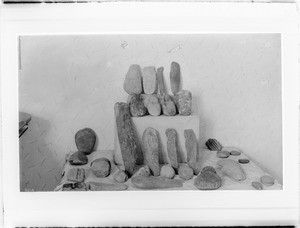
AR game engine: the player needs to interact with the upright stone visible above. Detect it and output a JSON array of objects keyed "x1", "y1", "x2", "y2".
[
  {"x1": 146, "y1": 95, "x2": 161, "y2": 116},
  {"x1": 156, "y1": 66, "x2": 166, "y2": 95},
  {"x1": 143, "y1": 66, "x2": 157, "y2": 95},
  {"x1": 174, "y1": 90, "x2": 192, "y2": 116},
  {"x1": 162, "y1": 100, "x2": 176, "y2": 116},
  {"x1": 129, "y1": 94, "x2": 147, "y2": 117},
  {"x1": 142, "y1": 127, "x2": 160, "y2": 176},
  {"x1": 114, "y1": 102, "x2": 138, "y2": 176},
  {"x1": 170, "y1": 62, "x2": 181, "y2": 95},
  {"x1": 123, "y1": 64, "x2": 143, "y2": 95},
  {"x1": 165, "y1": 128, "x2": 179, "y2": 170},
  {"x1": 75, "y1": 128, "x2": 96, "y2": 155},
  {"x1": 184, "y1": 129, "x2": 200, "y2": 174}
]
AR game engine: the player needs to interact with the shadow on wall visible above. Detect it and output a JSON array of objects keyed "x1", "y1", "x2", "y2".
[{"x1": 20, "y1": 115, "x2": 63, "y2": 191}]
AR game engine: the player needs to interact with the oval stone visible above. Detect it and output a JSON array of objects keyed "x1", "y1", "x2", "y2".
[
  {"x1": 123, "y1": 64, "x2": 143, "y2": 95},
  {"x1": 230, "y1": 150, "x2": 241, "y2": 156},
  {"x1": 194, "y1": 169, "x2": 222, "y2": 190},
  {"x1": 147, "y1": 102, "x2": 161, "y2": 116},
  {"x1": 252, "y1": 181, "x2": 263, "y2": 190},
  {"x1": 260, "y1": 175, "x2": 274, "y2": 186},
  {"x1": 174, "y1": 90, "x2": 192, "y2": 116},
  {"x1": 113, "y1": 170, "x2": 129, "y2": 183},
  {"x1": 217, "y1": 151, "x2": 230, "y2": 158},
  {"x1": 90, "y1": 158, "x2": 111, "y2": 178},
  {"x1": 142, "y1": 66, "x2": 157, "y2": 95},
  {"x1": 170, "y1": 62, "x2": 181, "y2": 95},
  {"x1": 69, "y1": 151, "x2": 88, "y2": 166},
  {"x1": 160, "y1": 164, "x2": 175, "y2": 179},
  {"x1": 178, "y1": 163, "x2": 194, "y2": 180},
  {"x1": 238, "y1": 159, "x2": 250, "y2": 164},
  {"x1": 75, "y1": 128, "x2": 96, "y2": 155},
  {"x1": 134, "y1": 165, "x2": 151, "y2": 177}
]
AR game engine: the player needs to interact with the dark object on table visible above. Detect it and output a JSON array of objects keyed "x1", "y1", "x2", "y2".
[
  {"x1": 206, "y1": 138, "x2": 222, "y2": 151},
  {"x1": 19, "y1": 112, "x2": 31, "y2": 137},
  {"x1": 75, "y1": 128, "x2": 96, "y2": 155}
]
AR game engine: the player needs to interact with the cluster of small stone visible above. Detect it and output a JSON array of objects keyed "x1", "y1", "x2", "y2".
[{"x1": 123, "y1": 62, "x2": 192, "y2": 117}]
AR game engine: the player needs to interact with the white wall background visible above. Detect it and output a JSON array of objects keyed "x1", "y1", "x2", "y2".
[{"x1": 19, "y1": 34, "x2": 282, "y2": 191}]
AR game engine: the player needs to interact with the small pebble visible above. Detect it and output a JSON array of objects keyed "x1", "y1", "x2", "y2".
[
  {"x1": 217, "y1": 151, "x2": 230, "y2": 158},
  {"x1": 230, "y1": 150, "x2": 241, "y2": 156},
  {"x1": 260, "y1": 175, "x2": 274, "y2": 186},
  {"x1": 238, "y1": 159, "x2": 250, "y2": 164},
  {"x1": 252, "y1": 181, "x2": 263, "y2": 190}
]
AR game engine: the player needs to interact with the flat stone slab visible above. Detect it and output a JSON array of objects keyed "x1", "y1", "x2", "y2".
[
  {"x1": 194, "y1": 167, "x2": 222, "y2": 190},
  {"x1": 238, "y1": 159, "x2": 250, "y2": 164},
  {"x1": 131, "y1": 176, "x2": 183, "y2": 189},
  {"x1": 156, "y1": 66, "x2": 166, "y2": 95},
  {"x1": 66, "y1": 168, "x2": 85, "y2": 183},
  {"x1": 230, "y1": 150, "x2": 241, "y2": 156},
  {"x1": 87, "y1": 182, "x2": 128, "y2": 191}
]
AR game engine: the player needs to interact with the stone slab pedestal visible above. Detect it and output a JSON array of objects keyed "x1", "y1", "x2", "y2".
[{"x1": 114, "y1": 115, "x2": 199, "y2": 166}]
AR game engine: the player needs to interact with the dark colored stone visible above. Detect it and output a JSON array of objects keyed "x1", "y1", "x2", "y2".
[
  {"x1": 124, "y1": 64, "x2": 143, "y2": 95},
  {"x1": 113, "y1": 170, "x2": 129, "y2": 183},
  {"x1": 252, "y1": 181, "x2": 263, "y2": 190},
  {"x1": 174, "y1": 90, "x2": 192, "y2": 115},
  {"x1": 160, "y1": 164, "x2": 175, "y2": 179},
  {"x1": 129, "y1": 94, "x2": 147, "y2": 117},
  {"x1": 131, "y1": 176, "x2": 183, "y2": 189},
  {"x1": 66, "y1": 168, "x2": 85, "y2": 182},
  {"x1": 156, "y1": 66, "x2": 166, "y2": 95},
  {"x1": 114, "y1": 102, "x2": 138, "y2": 176},
  {"x1": 88, "y1": 182, "x2": 128, "y2": 191},
  {"x1": 62, "y1": 182, "x2": 87, "y2": 191},
  {"x1": 165, "y1": 128, "x2": 179, "y2": 170},
  {"x1": 205, "y1": 138, "x2": 222, "y2": 151},
  {"x1": 184, "y1": 129, "x2": 200, "y2": 175},
  {"x1": 217, "y1": 151, "x2": 230, "y2": 158},
  {"x1": 178, "y1": 163, "x2": 194, "y2": 180},
  {"x1": 69, "y1": 151, "x2": 88, "y2": 165},
  {"x1": 260, "y1": 175, "x2": 274, "y2": 186},
  {"x1": 142, "y1": 127, "x2": 160, "y2": 176},
  {"x1": 75, "y1": 128, "x2": 96, "y2": 155},
  {"x1": 238, "y1": 159, "x2": 250, "y2": 164},
  {"x1": 194, "y1": 168, "x2": 222, "y2": 190},
  {"x1": 170, "y1": 62, "x2": 181, "y2": 95},
  {"x1": 90, "y1": 158, "x2": 111, "y2": 178},
  {"x1": 230, "y1": 150, "x2": 241, "y2": 156}
]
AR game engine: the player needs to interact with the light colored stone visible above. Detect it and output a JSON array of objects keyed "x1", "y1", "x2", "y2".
[
  {"x1": 162, "y1": 100, "x2": 176, "y2": 116},
  {"x1": 124, "y1": 64, "x2": 143, "y2": 95},
  {"x1": 184, "y1": 129, "x2": 200, "y2": 175},
  {"x1": 217, "y1": 151, "x2": 230, "y2": 158},
  {"x1": 129, "y1": 94, "x2": 147, "y2": 117},
  {"x1": 252, "y1": 181, "x2": 263, "y2": 190},
  {"x1": 114, "y1": 102, "x2": 138, "y2": 176},
  {"x1": 217, "y1": 159, "x2": 246, "y2": 181},
  {"x1": 113, "y1": 170, "x2": 129, "y2": 183},
  {"x1": 131, "y1": 176, "x2": 183, "y2": 189},
  {"x1": 160, "y1": 164, "x2": 175, "y2": 179},
  {"x1": 156, "y1": 66, "x2": 166, "y2": 95},
  {"x1": 75, "y1": 128, "x2": 96, "y2": 155},
  {"x1": 174, "y1": 90, "x2": 192, "y2": 116},
  {"x1": 90, "y1": 158, "x2": 111, "y2": 178},
  {"x1": 147, "y1": 102, "x2": 161, "y2": 116},
  {"x1": 170, "y1": 62, "x2": 181, "y2": 95},
  {"x1": 165, "y1": 128, "x2": 179, "y2": 170},
  {"x1": 238, "y1": 159, "x2": 250, "y2": 164},
  {"x1": 178, "y1": 163, "x2": 194, "y2": 180},
  {"x1": 142, "y1": 127, "x2": 160, "y2": 176},
  {"x1": 142, "y1": 66, "x2": 157, "y2": 95},
  {"x1": 194, "y1": 167, "x2": 222, "y2": 190},
  {"x1": 260, "y1": 175, "x2": 274, "y2": 186}
]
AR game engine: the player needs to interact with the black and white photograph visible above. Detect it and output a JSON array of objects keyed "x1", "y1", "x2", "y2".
[{"x1": 19, "y1": 34, "x2": 283, "y2": 192}]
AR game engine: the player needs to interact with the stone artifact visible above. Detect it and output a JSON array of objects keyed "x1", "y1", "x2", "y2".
[
  {"x1": 124, "y1": 64, "x2": 143, "y2": 95},
  {"x1": 134, "y1": 165, "x2": 151, "y2": 177},
  {"x1": 184, "y1": 129, "x2": 200, "y2": 174},
  {"x1": 205, "y1": 138, "x2": 222, "y2": 151},
  {"x1": 230, "y1": 150, "x2": 241, "y2": 156},
  {"x1": 217, "y1": 151, "x2": 230, "y2": 158},
  {"x1": 194, "y1": 166, "x2": 222, "y2": 190},
  {"x1": 260, "y1": 175, "x2": 274, "y2": 186},
  {"x1": 170, "y1": 62, "x2": 181, "y2": 95},
  {"x1": 156, "y1": 67, "x2": 166, "y2": 95},
  {"x1": 252, "y1": 181, "x2": 263, "y2": 190},
  {"x1": 174, "y1": 90, "x2": 192, "y2": 116},
  {"x1": 62, "y1": 182, "x2": 87, "y2": 191},
  {"x1": 113, "y1": 169, "x2": 129, "y2": 183},
  {"x1": 88, "y1": 182, "x2": 128, "y2": 191},
  {"x1": 129, "y1": 94, "x2": 147, "y2": 117},
  {"x1": 147, "y1": 96, "x2": 161, "y2": 116},
  {"x1": 90, "y1": 158, "x2": 111, "y2": 178},
  {"x1": 165, "y1": 128, "x2": 179, "y2": 170},
  {"x1": 162, "y1": 100, "x2": 176, "y2": 116},
  {"x1": 142, "y1": 127, "x2": 160, "y2": 176},
  {"x1": 115, "y1": 102, "x2": 138, "y2": 176},
  {"x1": 131, "y1": 176, "x2": 183, "y2": 189},
  {"x1": 178, "y1": 163, "x2": 194, "y2": 180},
  {"x1": 160, "y1": 164, "x2": 175, "y2": 179},
  {"x1": 238, "y1": 159, "x2": 250, "y2": 164},
  {"x1": 217, "y1": 159, "x2": 246, "y2": 181},
  {"x1": 142, "y1": 66, "x2": 157, "y2": 95},
  {"x1": 69, "y1": 151, "x2": 88, "y2": 165},
  {"x1": 67, "y1": 168, "x2": 85, "y2": 182},
  {"x1": 141, "y1": 94, "x2": 158, "y2": 108},
  {"x1": 75, "y1": 128, "x2": 96, "y2": 155}
]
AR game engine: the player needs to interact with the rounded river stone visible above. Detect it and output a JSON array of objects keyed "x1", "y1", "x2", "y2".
[
  {"x1": 75, "y1": 128, "x2": 96, "y2": 155},
  {"x1": 260, "y1": 175, "x2": 274, "y2": 186},
  {"x1": 252, "y1": 181, "x2": 263, "y2": 190},
  {"x1": 230, "y1": 150, "x2": 241, "y2": 156},
  {"x1": 156, "y1": 66, "x2": 166, "y2": 95},
  {"x1": 147, "y1": 102, "x2": 161, "y2": 116},
  {"x1": 178, "y1": 163, "x2": 193, "y2": 180},
  {"x1": 69, "y1": 151, "x2": 88, "y2": 165},
  {"x1": 194, "y1": 169, "x2": 222, "y2": 190},
  {"x1": 238, "y1": 159, "x2": 250, "y2": 164},
  {"x1": 217, "y1": 151, "x2": 230, "y2": 158},
  {"x1": 160, "y1": 164, "x2": 175, "y2": 179},
  {"x1": 90, "y1": 158, "x2": 111, "y2": 178},
  {"x1": 123, "y1": 64, "x2": 143, "y2": 95},
  {"x1": 113, "y1": 170, "x2": 128, "y2": 183}
]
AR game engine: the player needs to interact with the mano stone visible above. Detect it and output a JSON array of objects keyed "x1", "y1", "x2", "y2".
[
  {"x1": 217, "y1": 159, "x2": 246, "y2": 181},
  {"x1": 174, "y1": 90, "x2": 192, "y2": 116},
  {"x1": 146, "y1": 95, "x2": 161, "y2": 116},
  {"x1": 114, "y1": 102, "x2": 138, "y2": 176},
  {"x1": 156, "y1": 66, "x2": 166, "y2": 95},
  {"x1": 90, "y1": 158, "x2": 111, "y2": 178},
  {"x1": 129, "y1": 94, "x2": 147, "y2": 117},
  {"x1": 162, "y1": 100, "x2": 176, "y2": 116},
  {"x1": 75, "y1": 128, "x2": 96, "y2": 155},
  {"x1": 165, "y1": 128, "x2": 179, "y2": 170},
  {"x1": 124, "y1": 64, "x2": 143, "y2": 95},
  {"x1": 184, "y1": 129, "x2": 200, "y2": 175},
  {"x1": 142, "y1": 66, "x2": 157, "y2": 95},
  {"x1": 142, "y1": 127, "x2": 160, "y2": 176},
  {"x1": 131, "y1": 176, "x2": 183, "y2": 189},
  {"x1": 69, "y1": 151, "x2": 88, "y2": 166},
  {"x1": 170, "y1": 62, "x2": 181, "y2": 95}
]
